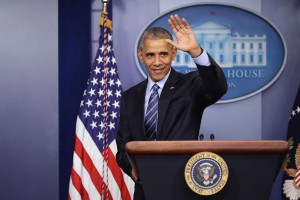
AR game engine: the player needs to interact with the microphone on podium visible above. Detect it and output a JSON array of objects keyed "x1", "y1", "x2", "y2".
[
  {"x1": 198, "y1": 133, "x2": 204, "y2": 140},
  {"x1": 210, "y1": 133, "x2": 215, "y2": 141},
  {"x1": 198, "y1": 133, "x2": 215, "y2": 140}
]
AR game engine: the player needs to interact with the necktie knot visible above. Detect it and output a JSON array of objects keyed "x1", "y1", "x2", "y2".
[{"x1": 152, "y1": 84, "x2": 159, "y2": 92}]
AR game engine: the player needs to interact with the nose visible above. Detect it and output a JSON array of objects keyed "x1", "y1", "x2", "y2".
[{"x1": 154, "y1": 55, "x2": 161, "y2": 66}]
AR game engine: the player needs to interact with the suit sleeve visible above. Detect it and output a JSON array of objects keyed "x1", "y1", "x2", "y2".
[
  {"x1": 192, "y1": 53, "x2": 228, "y2": 107},
  {"x1": 116, "y1": 96, "x2": 132, "y2": 177}
]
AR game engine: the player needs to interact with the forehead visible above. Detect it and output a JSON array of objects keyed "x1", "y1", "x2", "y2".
[{"x1": 141, "y1": 39, "x2": 172, "y2": 52}]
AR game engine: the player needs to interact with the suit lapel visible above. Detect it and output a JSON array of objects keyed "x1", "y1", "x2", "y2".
[
  {"x1": 135, "y1": 81, "x2": 147, "y2": 137},
  {"x1": 157, "y1": 69, "x2": 178, "y2": 137}
]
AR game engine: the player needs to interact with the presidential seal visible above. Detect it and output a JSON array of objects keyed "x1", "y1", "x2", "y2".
[{"x1": 184, "y1": 152, "x2": 229, "y2": 196}]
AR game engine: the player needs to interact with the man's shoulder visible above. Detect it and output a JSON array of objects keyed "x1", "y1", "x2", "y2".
[{"x1": 170, "y1": 68, "x2": 199, "y2": 81}]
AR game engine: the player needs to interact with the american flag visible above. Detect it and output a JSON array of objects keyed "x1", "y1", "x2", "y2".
[
  {"x1": 282, "y1": 85, "x2": 300, "y2": 199},
  {"x1": 68, "y1": 13, "x2": 134, "y2": 200}
]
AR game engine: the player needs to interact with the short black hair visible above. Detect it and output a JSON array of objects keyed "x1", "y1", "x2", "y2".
[{"x1": 139, "y1": 27, "x2": 173, "y2": 49}]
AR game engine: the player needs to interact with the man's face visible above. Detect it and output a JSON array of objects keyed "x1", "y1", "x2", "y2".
[{"x1": 137, "y1": 39, "x2": 177, "y2": 82}]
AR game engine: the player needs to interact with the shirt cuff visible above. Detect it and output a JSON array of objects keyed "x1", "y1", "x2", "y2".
[{"x1": 192, "y1": 50, "x2": 211, "y2": 66}]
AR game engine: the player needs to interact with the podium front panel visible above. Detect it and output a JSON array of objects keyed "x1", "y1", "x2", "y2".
[
  {"x1": 126, "y1": 141, "x2": 287, "y2": 200},
  {"x1": 135, "y1": 153, "x2": 283, "y2": 200}
]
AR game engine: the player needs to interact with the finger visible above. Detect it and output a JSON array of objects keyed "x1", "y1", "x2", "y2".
[
  {"x1": 135, "y1": 176, "x2": 140, "y2": 183},
  {"x1": 168, "y1": 19, "x2": 182, "y2": 37},
  {"x1": 131, "y1": 169, "x2": 139, "y2": 182},
  {"x1": 173, "y1": 15, "x2": 190, "y2": 34},
  {"x1": 174, "y1": 14, "x2": 185, "y2": 29},
  {"x1": 132, "y1": 174, "x2": 139, "y2": 182},
  {"x1": 168, "y1": 18, "x2": 178, "y2": 34},
  {"x1": 165, "y1": 39, "x2": 178, "y2": 49},
  {"x1": 169, "y1": 15, "x2": 182, "y2": 32},
  {"x1": 182, "y1": 18, "x2": 191, "y2": 30}
]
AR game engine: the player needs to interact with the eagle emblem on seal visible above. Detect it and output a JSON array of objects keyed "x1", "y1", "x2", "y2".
[
  {"x1": 283, "y1": 138, "x2": 300, "y2": 199},
  {"x1": 197, "y1": 163, "x2": 218, "y2": 185}
]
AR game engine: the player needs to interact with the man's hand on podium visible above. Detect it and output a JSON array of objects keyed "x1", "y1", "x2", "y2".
[{"x1": 131, "y1": 168, "x2": 141, "y2": 183}]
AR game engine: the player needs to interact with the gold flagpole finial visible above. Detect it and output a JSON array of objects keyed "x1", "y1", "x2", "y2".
[
  {"x1": 102, "y1": 0, "x2": 109, "y2": 15},
  {"x1": 99, "y1": 0, "x2": 112, "y2": 29}
]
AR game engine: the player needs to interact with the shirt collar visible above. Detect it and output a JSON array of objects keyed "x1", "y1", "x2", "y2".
[{"x1": 146, "y1": 68, "x2": 171, "y2": 94}]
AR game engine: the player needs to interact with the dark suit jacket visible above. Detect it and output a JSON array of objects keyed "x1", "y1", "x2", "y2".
[{"x1": 116, "y1": 55, "x2": 227, "y2": 199}]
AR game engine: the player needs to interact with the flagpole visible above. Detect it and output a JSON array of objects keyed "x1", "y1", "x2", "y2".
[{"x1": 101, "y1": 1, "x2": 110, "y2": 199}]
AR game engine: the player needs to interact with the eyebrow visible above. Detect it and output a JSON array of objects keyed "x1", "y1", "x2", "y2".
[
  {"x1": 159, "y1": 51, "x2": 169, "y2": 55},
  {"x1": 145, "y1": 51, "x2": 169, "y2": 55}
]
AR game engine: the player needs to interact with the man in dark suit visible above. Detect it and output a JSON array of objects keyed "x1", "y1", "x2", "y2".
[{"x1": 116, "y1": 14, "x2": 227, "y2": 199}]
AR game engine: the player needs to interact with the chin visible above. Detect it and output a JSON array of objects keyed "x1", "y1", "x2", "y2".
[{"x1": 151, "y1": 75, "x2": 164, "y2": 82}]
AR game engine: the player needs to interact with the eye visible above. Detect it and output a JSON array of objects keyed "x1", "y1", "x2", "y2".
[
  {"x1": 160, "y1": 52, "x2": 169, "y2": 57},
  {"x1": 145, "y1": 53, "x2": 154, "y2": 58}
]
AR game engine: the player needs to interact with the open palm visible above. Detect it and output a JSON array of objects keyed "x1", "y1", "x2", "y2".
[{"x1": 166, "y1": 15, "x2": 202, "y2": 58}]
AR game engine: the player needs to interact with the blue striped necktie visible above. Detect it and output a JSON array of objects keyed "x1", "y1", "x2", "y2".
[{"x1": 145, "y1": 84, "x2": 159, "y2": 140}]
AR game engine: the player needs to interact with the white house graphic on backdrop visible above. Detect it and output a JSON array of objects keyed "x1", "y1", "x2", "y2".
[{"x1": 173, "y1": 21, "x2": 267, "y2": 68}]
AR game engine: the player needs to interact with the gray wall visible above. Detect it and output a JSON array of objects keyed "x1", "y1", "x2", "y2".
[
  {"x1": 261, "y1": 0, "x2": 300, "y2": 139},
  {"x1": 0, "y1": 0, "x2": 58, "y2": 199}
]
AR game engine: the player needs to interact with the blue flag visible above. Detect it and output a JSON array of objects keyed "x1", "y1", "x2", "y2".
[{"x1": 282, "y1": 86, "x2": 300, "y2": 199}]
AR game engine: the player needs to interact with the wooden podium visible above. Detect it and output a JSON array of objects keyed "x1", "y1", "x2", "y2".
[{"x1": 126, "y1": 140, "x2": 288, "y2": 200}]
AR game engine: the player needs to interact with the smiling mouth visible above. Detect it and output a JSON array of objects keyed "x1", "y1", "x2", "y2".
[{"x1": 152, "y1": 68, "x2": 164, "y2": 74}]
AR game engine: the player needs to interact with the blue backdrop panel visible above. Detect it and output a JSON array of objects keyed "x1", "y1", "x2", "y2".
[{"x1": 59, "y1": 1, "x2": 91, "y2": 199}]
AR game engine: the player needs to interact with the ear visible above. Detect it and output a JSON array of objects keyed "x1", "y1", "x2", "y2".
[
  {"x1": 171, "y1": 47, "x2": 177, "y2": 61},
  {"x1": 137, "y1": 50, "x2": 144, "y2": 63}
]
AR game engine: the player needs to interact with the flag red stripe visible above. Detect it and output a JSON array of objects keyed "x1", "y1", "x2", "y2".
[
  {"x1": 71, "y1": 168, "x2": 90, "y2": 200},
  {"x1": 105, "y1": 147, "x2": 132, "y2": 200},
  {"x1": 74, "y1": 134, "x2": 113, "y2": 200},
  {"x1": 296, "y1": 170, "x2": 300, "y2": 186}
]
